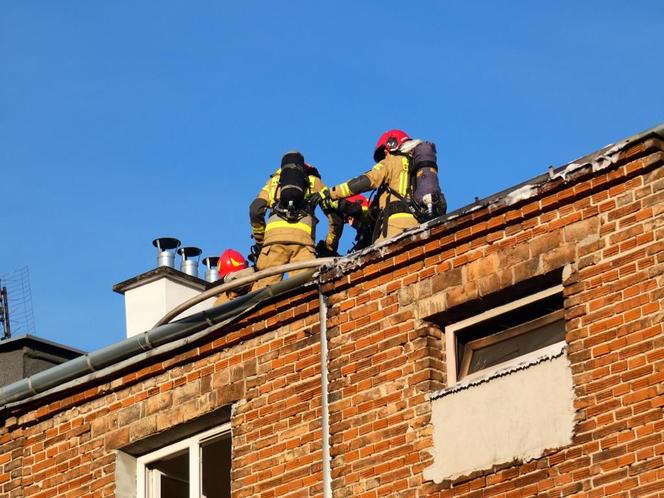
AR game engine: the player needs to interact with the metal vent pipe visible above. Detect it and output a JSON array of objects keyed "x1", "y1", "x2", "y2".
[
  {"x1": 202, "y1": 257, "x2": 220, "y2": 283},
  {"x1": 152, "y1": 237, "x2": 181, "y2": 268},
  {"x1": 178, "y1": 247, "x2": 202, "y2": 277}
]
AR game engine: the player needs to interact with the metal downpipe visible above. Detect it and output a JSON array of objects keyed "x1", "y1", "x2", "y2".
[{"x1": 318, "y1": 286, "x2": 332, "y2": 498}]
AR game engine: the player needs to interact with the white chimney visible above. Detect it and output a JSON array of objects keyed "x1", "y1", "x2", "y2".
[{"x1": 113, "y1": 239, "x2": 218, "y2": 337}]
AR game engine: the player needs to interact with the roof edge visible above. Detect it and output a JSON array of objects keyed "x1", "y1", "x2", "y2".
[{"x1": 319, "y1": 122, "x2": 664, "y2": 283}]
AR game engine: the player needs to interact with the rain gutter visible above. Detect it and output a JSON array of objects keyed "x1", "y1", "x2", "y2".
[{"x1": 0, "y1": 260, "x2": 333, "y2": 412}]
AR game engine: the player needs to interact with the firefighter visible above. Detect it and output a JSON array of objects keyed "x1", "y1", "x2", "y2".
[
  {"x1": 213, "y1": 249, "x2": 255, "y2": 305},
  {"x1": 322, "y1": 129, "x2": 446, "y2": 242},
  {"x1": 249, "y1": 151, "x2": 343, "y2": 290}
]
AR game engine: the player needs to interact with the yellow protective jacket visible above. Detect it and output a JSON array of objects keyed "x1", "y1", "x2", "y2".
[
  {"x1": 329, "y1": 154, "x2": 420, "y2": 234},
  {"x1": 250, "y1": 167, "x2": 342, "y2": 250}
]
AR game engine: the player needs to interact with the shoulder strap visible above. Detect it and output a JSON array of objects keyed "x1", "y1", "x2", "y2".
[{"x1": 267, "y1": 169, "x2": 281, "y2": 208}]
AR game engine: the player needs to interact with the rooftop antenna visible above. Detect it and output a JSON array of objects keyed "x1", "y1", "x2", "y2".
[
  {"x1": 0, "y1": 266, "x2": 36, "y2": 340},
  {"x1": 1, "y1": 285, "x2": 10, "y2": 340}
]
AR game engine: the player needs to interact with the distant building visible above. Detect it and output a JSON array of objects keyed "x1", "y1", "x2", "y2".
[
  {"x1": 0, "y1": 335, "x2": 84, "y2": 389},
  {"x1": 0, "y1": 124, "x2": 662, "y2": 497}
]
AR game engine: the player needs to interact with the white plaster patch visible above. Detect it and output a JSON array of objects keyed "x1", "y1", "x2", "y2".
[
  {"x1": 503, "y1": 184, "x2": 537, "y2": 206},
  {"x1": 464, "y1": 204, "x2": 483, "y2": 214},
  {"x1": 550, "y1": 142, "x2": 623, "y2": 182},
  {"x1": 424, "y1": 354, "x2": 575, "y2": 483},
  {"x1": 552, "y1": 162, "x2": 584, "y2": 181}
]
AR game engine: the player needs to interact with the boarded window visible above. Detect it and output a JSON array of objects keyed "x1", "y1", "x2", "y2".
[{"x1": 424, "y1": 278, "x2": 574, "y2": 483}]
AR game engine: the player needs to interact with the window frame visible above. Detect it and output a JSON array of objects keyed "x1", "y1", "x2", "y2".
[
  {"x1": 445, "y1": 284, "x2": 564, "y2": 385},
  {"x1": 136, "y1": 422, "x2": 231, "y2": 498}
]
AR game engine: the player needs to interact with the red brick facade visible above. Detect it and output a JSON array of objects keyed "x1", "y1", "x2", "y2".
[{"x1": 1, "y1": 129, "x2": 662, "y2": 497}]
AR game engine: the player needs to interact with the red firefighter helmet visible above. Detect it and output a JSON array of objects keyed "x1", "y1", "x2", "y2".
[
  {"x1": 346, "y1": 194, "x2": 370, "y2": 209},
  {"x1": 218, "y1": 249, "x2": 248, "y2": 278},
  {"x1": 373, "y1": 129, "x2": 411, "y2": 162}
]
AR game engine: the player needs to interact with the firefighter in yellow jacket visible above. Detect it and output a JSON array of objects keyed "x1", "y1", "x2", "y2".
[
  {"x1": 326, "y1": 129, "x2": 446, "y2": 242},
  {"x1": 249, "y1": 151, "x2": 343, "y2": 290}
]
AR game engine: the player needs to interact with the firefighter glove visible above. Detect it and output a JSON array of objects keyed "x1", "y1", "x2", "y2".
[{"x1": 309, "y1": 188, "x2": 331, "y2": 210}]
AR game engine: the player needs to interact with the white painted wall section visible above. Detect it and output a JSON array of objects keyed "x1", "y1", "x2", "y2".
[
  {"x1": 124, "y1": 278, "x2": 215, "y2": 337},
  {"x1": 424, "y1": 354, "x2": 575, "y2": 483}
]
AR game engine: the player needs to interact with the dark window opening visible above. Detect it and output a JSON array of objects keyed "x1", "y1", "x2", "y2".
[
  {"x1": 202, "y1": 432, "x2": 232, "y2": 498},
  {"x1": 147, "y1": 450, "x2": 189, "y2": 498}
]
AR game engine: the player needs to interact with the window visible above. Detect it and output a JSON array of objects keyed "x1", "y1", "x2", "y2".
[
  {"x1": 425, "y1": 276, "x2": 573, "y2": 482},
  {"x1": 136, "y1": 423, "x2": 231, "y2": 498},
  {"x1": 445, "y1": 285, "x2": 565, "y2": 384}
]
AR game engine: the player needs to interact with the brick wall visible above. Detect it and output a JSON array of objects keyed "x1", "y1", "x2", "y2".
[
  {"x1": 0, "y1": 288, "x2": 327, "y2": 497},
  {"x1": 319, "y1": 135, "x2": 663, "y2": 497},
  {"x1": 0, "y1": 132, "x2": 662, "y2": 497}
]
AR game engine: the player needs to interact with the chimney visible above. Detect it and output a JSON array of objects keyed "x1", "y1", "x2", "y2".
[
  {"x1": 152, "y1": 237, "x2": 181, "y2": 268},
  {"x1": 202, "y1": 257, "x2": 220, "y2": 283},
  {"x1": 178, "y1": 246, "x2": 202, "y2": 278},
  {"x1": 113, "y1": 238, "x2": 218, "y2": 337}
]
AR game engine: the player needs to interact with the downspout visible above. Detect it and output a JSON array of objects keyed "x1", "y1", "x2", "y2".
[{"x1": 318, "y1": 286, "x2": 332, "y2": 498}]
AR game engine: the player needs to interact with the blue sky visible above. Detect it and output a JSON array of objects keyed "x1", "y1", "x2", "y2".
[{"x1": 1, "y1": 1, "x2": 662, "y2": 352}]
